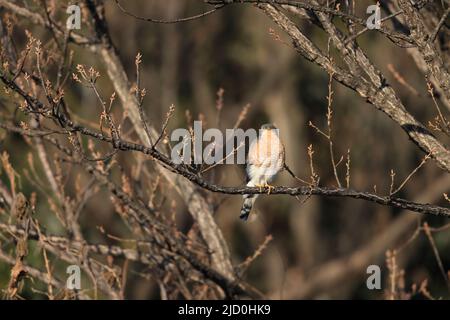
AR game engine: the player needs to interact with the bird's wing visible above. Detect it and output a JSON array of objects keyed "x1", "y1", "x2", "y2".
[{"x1": 245, "y1": 138, "x2": 260, "y2": 183}]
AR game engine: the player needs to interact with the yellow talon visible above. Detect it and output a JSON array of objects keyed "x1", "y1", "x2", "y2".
[
  {"x1": 255, "y1": 184, "x2": 263, "y2": 192},
  {"x1": 264, "y1": 182, "x2": 274, "y2": 194}
]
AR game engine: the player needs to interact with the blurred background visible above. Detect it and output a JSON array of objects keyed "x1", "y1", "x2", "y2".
[{"x1": 1, "y1": 0, "x2": 449, "y2": 299}]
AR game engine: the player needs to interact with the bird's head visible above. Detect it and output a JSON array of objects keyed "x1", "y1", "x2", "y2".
[{"x1": 261, "y1": 123, "x2": 277, "y2": 130}]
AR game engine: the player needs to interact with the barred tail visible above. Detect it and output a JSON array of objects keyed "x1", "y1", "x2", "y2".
[{"x1": 240, "y1": 194, "x2": 257, "y2": 221}]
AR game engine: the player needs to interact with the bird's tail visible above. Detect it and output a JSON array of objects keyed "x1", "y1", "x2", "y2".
[{"x1": 240, "y1": 193, "x2": 258, "y2": 221}]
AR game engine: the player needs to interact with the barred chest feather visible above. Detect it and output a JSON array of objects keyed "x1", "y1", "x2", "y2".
[{"x1": 246, "y1": 130, "x2": 285, "y2": 183}]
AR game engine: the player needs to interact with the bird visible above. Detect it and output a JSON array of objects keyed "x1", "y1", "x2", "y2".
[{"x1": 240, "y1": 123, "x2": 285, "y2": 221}]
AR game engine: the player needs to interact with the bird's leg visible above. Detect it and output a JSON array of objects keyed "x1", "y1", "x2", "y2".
[
  {"x1": 263, "y1": 181, "x2": 275, "y2": 194},
  {"x1": 254, "y1": 183, "x2": 264, "y2": 192}
]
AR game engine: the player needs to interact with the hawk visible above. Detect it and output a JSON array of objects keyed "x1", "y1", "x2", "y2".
[{"x1": 240, "y1": 124, "x2": 285, "y2": 221}]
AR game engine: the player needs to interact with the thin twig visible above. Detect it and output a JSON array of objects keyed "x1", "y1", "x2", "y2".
[
  {"x1": 423, "y1": 222, "x2": 450, "y2": 292},
  {"x1": 114, "y1": 0, "x2": 226, "y2": 24}
]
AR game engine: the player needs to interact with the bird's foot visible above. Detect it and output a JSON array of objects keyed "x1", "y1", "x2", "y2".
[
  {"x1": 263, "y1": 182, "x2": 275, "y2": 194},
  {"x1": 255, "y1": 184, "x2": 264, "y2": 192}
]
